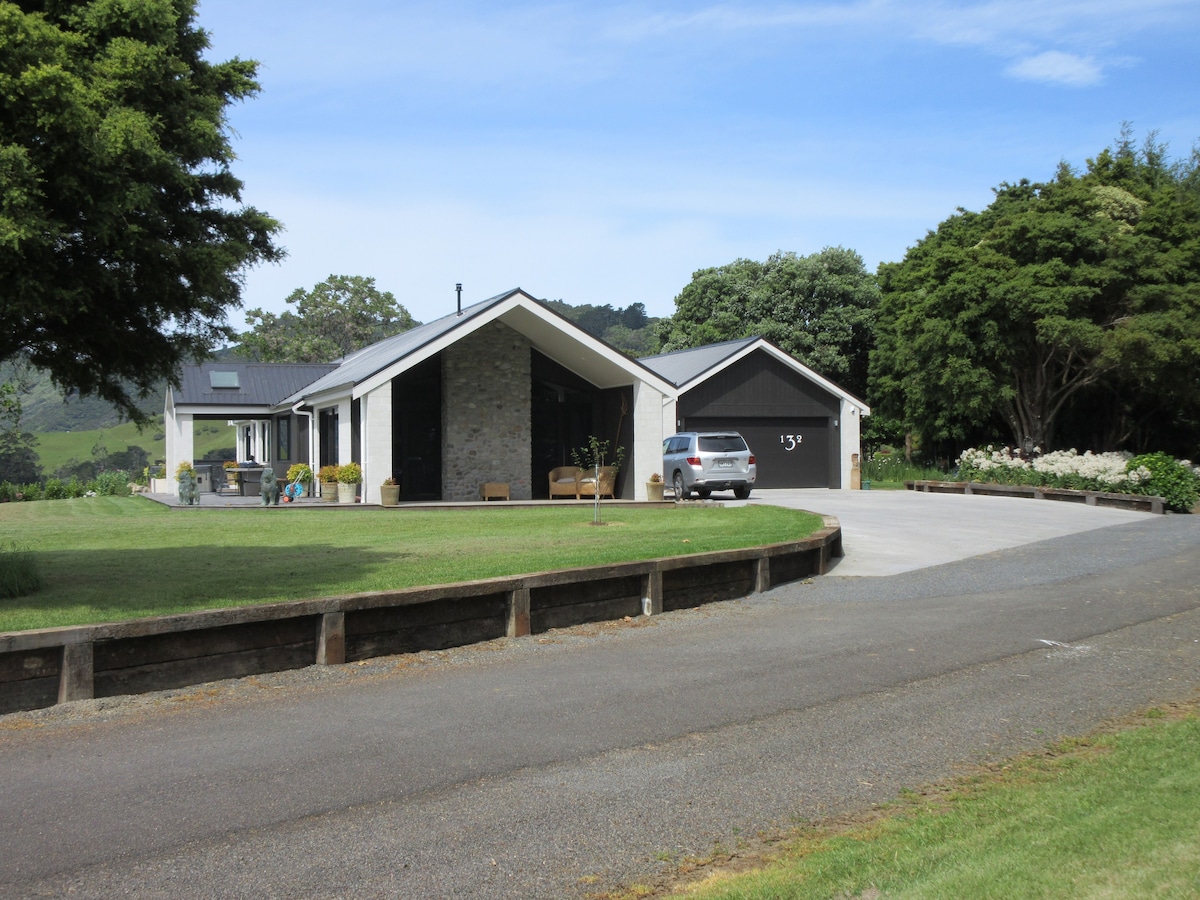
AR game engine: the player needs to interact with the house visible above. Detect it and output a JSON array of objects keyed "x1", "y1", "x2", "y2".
[{"x1": 164, "y1": 290, "x2": 869, "y2": 501}]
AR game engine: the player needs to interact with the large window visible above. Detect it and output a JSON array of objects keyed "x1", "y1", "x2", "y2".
[{"x1": 277, "y1": 418, "x2": 290, "y2": 460}]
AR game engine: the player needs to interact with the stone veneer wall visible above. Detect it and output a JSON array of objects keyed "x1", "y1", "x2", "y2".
[{"x1": 442, "y1": 321, "x2": 532, "y2": 501}]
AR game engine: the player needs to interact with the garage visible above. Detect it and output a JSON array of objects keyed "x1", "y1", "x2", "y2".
[
  {"x1": 685, "y1": 417, "x2": 831, "y2": 489},
  {"x1": 641, "y1": 337, "x2": 869, "y2": 490}
]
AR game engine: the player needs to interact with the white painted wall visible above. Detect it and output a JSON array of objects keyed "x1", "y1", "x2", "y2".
[
  {"x1": 361, "y1": 382, "x2": 393, "y2": 505},
  {"x1": 166, "y1": 409, "x2": 194, "y2": 473},
  {"x1": 839, "y1": 401, "x2": 865, "y2": 490},
  {"x1": 631, "y1": 382, "x2": 668, "y2": 500},
  {"x1": 337, "y1": 399, "x2": 353, "y2": 466}
]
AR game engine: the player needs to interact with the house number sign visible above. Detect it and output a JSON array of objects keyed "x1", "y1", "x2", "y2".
[{"x1": 779, "y1": 433, "x2": 804, "y2": 451}]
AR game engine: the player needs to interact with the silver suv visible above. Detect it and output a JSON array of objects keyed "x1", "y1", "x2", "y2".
[{"x1": 663, "y1": 432, "x2": 756, "y2": 500}]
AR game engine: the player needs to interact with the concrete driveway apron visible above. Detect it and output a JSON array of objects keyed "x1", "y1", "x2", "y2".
[{"x1": 741, "y1": 488, "x2": 1159, "y2": 576}]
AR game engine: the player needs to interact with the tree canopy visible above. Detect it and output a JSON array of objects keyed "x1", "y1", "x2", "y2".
[
  {"x1": 870, "y1": 131, "x2": 1200, "y2": 455},
  {"x1": 654, "y1": 248, "x2": 878, "y2": 397},
  {"x1": 235, "y1": 275, "x2": 417, "y2": 363},
  {"x1": 0, "y1": 0, "x2": 282, "y2": 422},
  {"x1": 542, "y1": 300, "x2": 658, "y2": 356}
]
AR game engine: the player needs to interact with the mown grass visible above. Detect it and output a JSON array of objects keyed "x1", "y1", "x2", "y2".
[
  {"x1": 0, "y1": 497, "x2": 823, "y2": 632},
  {"x1": 34, "y1": 420, "x2": 235, "y2": 473},
  {"x1": 667, "y1": 708, "x2": 1200, "y2": 900}
]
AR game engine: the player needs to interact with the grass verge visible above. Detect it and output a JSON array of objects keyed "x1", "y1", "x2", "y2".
[
  {"x1": 655, "y1": 703, "x2": 1200, "y2": 900},
  {"x1": 0, "y1": 497, "x2": 824, "y2": 632}
]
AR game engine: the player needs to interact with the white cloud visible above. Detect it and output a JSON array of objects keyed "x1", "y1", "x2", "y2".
[{"x1": 1006, "y1": 51, "x2": 1104, "y2": 87}]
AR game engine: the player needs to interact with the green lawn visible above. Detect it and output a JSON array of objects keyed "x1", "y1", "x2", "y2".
[
  {"x1": 34, "y1": 420, "x2": 235, "y2": 474},
  {"x1": 0, "y1": 497, "x2": 823, "y2": 632},
  {"x1": 665, "y1": 707, "x2": 1200, "y2": 900}
]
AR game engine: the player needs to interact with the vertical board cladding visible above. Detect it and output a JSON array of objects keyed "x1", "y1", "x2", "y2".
[
  {"x1": 680, "y1": 349, "x2": 843, "y2": 489},
  {"x1": 442, "y1": 321, "x2": 533, "y2": 501},
  {"x1": 0, "y1": 646, "x2": 62, "y2": 714}
]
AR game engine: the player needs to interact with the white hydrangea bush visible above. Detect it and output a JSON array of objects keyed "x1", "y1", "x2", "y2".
[{"x1": 956, "y1": 447, "x2": 1153, "y2": 493}]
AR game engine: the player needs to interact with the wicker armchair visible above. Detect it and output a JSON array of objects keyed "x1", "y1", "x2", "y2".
[
  {"x1": 548, "y1": 466, "x2": 582, "y2": 499},
  {"x1": 577, "y1": 466, "x2": 616, "y2": 500}
]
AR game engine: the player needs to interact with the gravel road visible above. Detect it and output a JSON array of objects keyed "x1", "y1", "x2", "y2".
[{"x1": 1, "y1": 504, "x2": 1198, "y2": 899}]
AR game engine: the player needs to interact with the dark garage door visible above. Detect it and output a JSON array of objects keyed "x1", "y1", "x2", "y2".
[{"x1": 686, "y1": 417, "x2": 831, "y2": 489}]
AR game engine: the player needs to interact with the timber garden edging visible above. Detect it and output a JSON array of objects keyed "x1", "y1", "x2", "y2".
[
  {"x1": 0, "y1": 519, "x2": 842, "y2": 715},
  {"x1": 905, "y1": 480, "x2": 1166, "y2": 514}
]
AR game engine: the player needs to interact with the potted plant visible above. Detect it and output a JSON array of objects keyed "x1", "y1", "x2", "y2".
[
  {"x1": 336, "y1": 462, "x2": 362, "y2": 504},
  {"x1": 380, "y1": 476, "x2": 400, "y2": 507},
  {"x1": 317, "y1": 465, "x2": 340, "y2": 502},
  {"x1": 646, "y1": 472, "x2": 665, "y2": 502}
]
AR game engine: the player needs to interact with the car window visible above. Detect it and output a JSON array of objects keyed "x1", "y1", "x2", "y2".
[{"x1": 698, "y1": 435, "x2": 747, "y2": 453}]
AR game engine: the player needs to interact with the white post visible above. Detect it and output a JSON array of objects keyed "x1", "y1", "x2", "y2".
[
  {"x1": 167, "y1": 410, "x2": 194, "y2": 472},
  {"x1": 630, "y1": 381, "x2": 666, "y2": 500},
  {"x1": 839, "y1": 401, "x2": 864, "y2": 490},
  {"x1": 362, "y1": 384, "x2": 392, "y2": 506},
  {"x1": 337, "y1": 399, "x2": 353, "y2": 465}
]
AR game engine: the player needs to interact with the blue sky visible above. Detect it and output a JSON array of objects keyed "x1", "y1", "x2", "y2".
[{"x1": 197, "y1": 0, "x2": 1200, "y2": 326}]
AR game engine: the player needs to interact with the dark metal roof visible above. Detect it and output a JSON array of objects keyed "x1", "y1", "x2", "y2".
[
  {"x1": 278, "y1": 288, "x2": 525, "y2": 404},
  {"x1": 175, "y1": 361, "x2": 339, "y2": 407},
  {"x1": 638, "y1": 337, "x2": 760, "y2": 387}
]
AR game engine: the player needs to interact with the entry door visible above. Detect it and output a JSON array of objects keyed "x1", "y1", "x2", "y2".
[{"x1": 686, "y1": 417, "x2": 831, "y2": 489}]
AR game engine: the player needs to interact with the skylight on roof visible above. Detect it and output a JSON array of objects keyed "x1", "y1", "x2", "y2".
[{"x1": 210, "y1": 371, "x2": 239, "y2": 389}]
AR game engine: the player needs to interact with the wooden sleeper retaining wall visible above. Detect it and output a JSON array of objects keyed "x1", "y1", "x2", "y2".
[
  {"x1": 904, "y1": 481, "x2": 1166, "y2": 514},
  {"x1": 0, "y1": 520, "x2": 841, "y2": 715}
]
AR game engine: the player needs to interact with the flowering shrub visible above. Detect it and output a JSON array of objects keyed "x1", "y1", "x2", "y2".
[
  {"x1": 1130, "y1": 452, "x2": 1200, "y2": 513},
  {"x1": 956, "y1": 446, "x2": 1199, "y2": 511}
]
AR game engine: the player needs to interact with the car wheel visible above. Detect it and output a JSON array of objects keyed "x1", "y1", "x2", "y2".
[
  {"x1": 673, "y1": 471, "x2": 689, "y2": 500},
  {"x1": 697, "y1": 488, "x2": 711, "y2": 499},
  {"x1": 734, "y1": 486, "x2": 751, "y2": 500}
]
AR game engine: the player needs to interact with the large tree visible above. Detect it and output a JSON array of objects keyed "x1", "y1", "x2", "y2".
[
  {"x1": 235, "y1": 275, "x2": 417, "y2": 363},
  {"x1": 871, "y1": 133, "x2": 1200, "y2": 453},
  {"x1": 654, "y1": 247, "x2": 878, "y2": 397},
  {"x1": 0, "y1": 0, "x2": 282, "y2": 422},
  {"x1": 0, "y1": 364, "x2": 41, "y2": 484}
]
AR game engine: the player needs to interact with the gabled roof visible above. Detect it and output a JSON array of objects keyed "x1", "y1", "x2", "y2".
[
  {"x1": 641, "y1": 337, "x2": 870, "y2": 413},
  {"x1": 279, "y1": 288, "x2": 677, "y2": 407},
  {"x1": 279, "y1": 289, "x2": 522, "y2": 405},
  {"x1": 638, "y1": 337, "x2": 759, "y2": 387},
  {"x1": 173, "y1": 361, "x2": 339, "y2": 408}
]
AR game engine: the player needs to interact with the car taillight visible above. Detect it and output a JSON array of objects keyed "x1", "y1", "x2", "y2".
[
  {"x1": 687, "y1": 457, "x2": 701, "y2": 466},
  {"x1": 748, "y1": 455, "x2": 756, "y2": 464}
]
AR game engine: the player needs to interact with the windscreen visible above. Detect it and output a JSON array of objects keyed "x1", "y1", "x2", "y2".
[{"x1": 698, "y1": 435, "x2": 747, "y2": 453}]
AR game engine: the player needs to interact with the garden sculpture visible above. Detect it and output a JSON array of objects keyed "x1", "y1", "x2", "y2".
[
  {"x1": 260, "y1": 466, "x2": 280, "y2": 506},
  {"x1": 178, "y1": 470, "x2": 199, "y2": 506}
]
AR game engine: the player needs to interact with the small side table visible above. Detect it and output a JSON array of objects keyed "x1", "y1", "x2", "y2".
[{"x1": 479, "y1": 482, "x2": 510, "y2": 501}]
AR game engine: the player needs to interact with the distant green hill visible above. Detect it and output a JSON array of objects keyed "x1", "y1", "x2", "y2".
[{"x1": 9, "y1": 301, "x2": 657, "y2": 476}]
